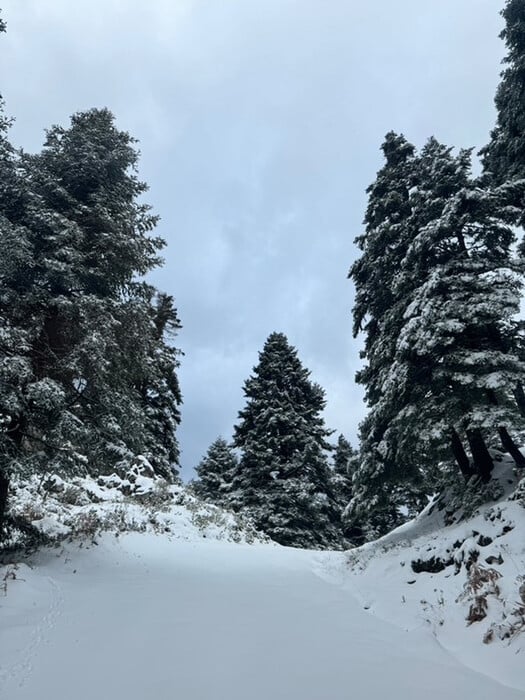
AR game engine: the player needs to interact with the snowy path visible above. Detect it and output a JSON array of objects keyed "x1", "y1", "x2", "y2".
[{"x1": 0, "y1": 535, "x2": 522, "y2": 700}]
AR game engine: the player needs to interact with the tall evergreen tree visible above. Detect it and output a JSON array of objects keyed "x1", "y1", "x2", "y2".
[
  {"x1": 230, "y1": 332, "x2": 341, "y2": 549},
  {"x1": 480, "y1": 0, "x2": 525, "y2": 424},
  {"x1": 0, "y1": 106, "x2": 183, "y2": 540},
  {"x1": 191, "y1": 437, "x2": 238, "y2": 506},
  {"x1": 0, "y1": 13, "x2": 33, "y2": 534},
  {"x1": 331, "y1": 434, "x2": 362, "y2": 543},
  {"x1": 11, "y1": 108, "x2": 173, "y2": 474},
  {"x1": 349, "y1": 133, "x2": 425, "y2": 536},
  {"x1": 481, "y1": 1, "x2": 525, "y2": 193},
  {"x1": 349, "y1": 134, "x2": 525, "y2": 538},
  {"x1": 391, "y1": 143, "x2": 524, "y2": 478}
]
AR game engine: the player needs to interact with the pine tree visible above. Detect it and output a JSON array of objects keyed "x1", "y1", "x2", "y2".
[
  {"x1": 349, "y1": 134, "x2": 525, "y2": 539},
  {"x1": 114, "y1": 289, "x2": 182, "y2": 480},
  {"x1": 230, "y1": 332, "x2": 341, "y2": 549},
  {"x1": 480, "y1": 0, "x2": 525, "y2": 424},
  {"x1": 391, "y1": 142, "x2": 525, "y2": 482},
  {"x1": 331, "y1": 434, "x2": 362, "y2": 543},
  {"x1": 0, "y1": 110, "x2": 21, "y2": 536},
  {"x1": 348, "y1": 133, "x2": 425, "y2": 536},
  {"x1": 331, "y1": 434, "x2": 355, "y2": 504},
  {"x1": 141, "y1": 292, "x2": 182, "y2": 480},
  {"x1": 0, "y1": 107, "x2": 183, "y2": 519},
  {"x1": 481, "y1": 0, "x2": 525, "y2": 195},
  {"x1": 191, "y1": 437, "x2": 238, "y2": 506}
]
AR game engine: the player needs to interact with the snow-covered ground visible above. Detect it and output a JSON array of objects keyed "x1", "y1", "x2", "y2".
[
  {"x1": 1, "y1": 461, "x2": 523, "y2": 699},
  {"x1": 0, "y1": 532, "x2": 522, "y2": 699}
]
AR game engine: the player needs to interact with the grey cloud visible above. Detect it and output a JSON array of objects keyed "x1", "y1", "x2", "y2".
[{"x1": 0, "y1": 0, "x2": 506, "y2": 477}]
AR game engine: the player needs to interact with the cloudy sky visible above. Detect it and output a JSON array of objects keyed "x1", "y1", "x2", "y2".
[{"x1": 0, "y1": 1, "x2": 506, "y2": 479}]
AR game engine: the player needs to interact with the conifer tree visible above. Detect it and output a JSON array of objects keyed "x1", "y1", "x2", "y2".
[
  {"x1": 0, "y1": 106, "x2": 183, "y2": 534},
  {"x1": 481, "y1": 0, "x2": 525, "y2": 197},
  {"x1": 331, "y1": 434, "x2": 362, "y2": 543},
  {"x1": 0, "y1": 13, "x2": 32, "y2": 534},
  {"x1": 331, "y1": 434, "x2": 355, "y2": 505},
  {"x1": 12, "y1": 109, "x2": 175, "y2": 474},
  {"x1": 391, "y1": 142, "x2": 525, "y2": 481},
  {"x1": 191, "y1": 437, "x2": 238, "y2": 506},
  {"x1": 349, "y1": 134, "x2": 525, "y2": 538},
  {"x1": 348, "y1": 133, "x2": 425, "y2": 535},
  {"x1": 230, "y1": 332, "x2": 341, "y2": 549}
]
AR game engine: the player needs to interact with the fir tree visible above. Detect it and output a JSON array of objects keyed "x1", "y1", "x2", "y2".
[
  {"x1": 349, "y1": 135, "x2": 525, "y2": 538},
  {"x1": 191, "y1": 437, "x2": 238, "y2": 506},
  {"x1": 481, "y1": 1, "x2": 525, "y2": 193},
  {"x1": 331, "y1": 434, "x2": 362, "y2": 543},
  {"x1": 480, "y1": 0, "x2": 525, "y2": 421},
  {"x1": 391, "y1": 143, "x2": 525, "y2": 481},
  {"x1": 230, "y1": 333, "x2": 341, "y2": 549},
  {"x1": 0, "y1": 107, "x2": 183, "y2": 537},
  {"x1": 0, "y1": 107, "x2": 21, "y2": 536},
  {"x1": 348, "y1": 133, "x2": 425, "y2": 536}
]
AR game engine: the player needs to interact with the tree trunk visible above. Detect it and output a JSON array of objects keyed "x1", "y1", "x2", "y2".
[
  {"x1": 513, "y1": 381, "x2": 525, "y2": 418},
  {"x1": 0, "y1": 470, "x2": 9, "y2": 541},
  {"x1": 485, "y1": 389, "x2": 525, "y2": 468},
  {"x1": 498, "y1": 426, "x2": 525, "y2": 468},
  {"x1": 466, "y1": 429, "x2": 494, "y2": 483},
  {"x1": 450, "y1": 427, "x2": 474, "y2": 480}
]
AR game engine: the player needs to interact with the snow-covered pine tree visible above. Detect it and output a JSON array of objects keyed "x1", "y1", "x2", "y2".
[
  {"x1": 191, "y1": 437, "x2": 238, "y2": 506},
  {"x1": 0, "y1": 103, "x2": 25, "y2": 535},
  {"x1": 115, "y1": 289, "x2": 183, "y2": 480},
  {"x1": 480, "y1": 0, "x2": 525, "y2": 423},
  {"x1": 141, "y1": 292, "x2": 182, "y2": 480},
  {"x1": 0, "y1": 108, "x2": 183, "y2": 509},
  {"x1": 230, "y1": 332, "x2": 342, "y2": 549},
  {"x1": 331, "y1": 434, "x2": 355, "y2": 506},
  {"x1": 480, "y1": 1, "x2": 525, "y2": 202},
  {"x1": 348, "y1": 133, "x2": 425, "y2": 537},
  {"x1": 391, "y1": 139, "x2": 525, "y2": 482},
  {"x1": 349, "y1": 134, "x2": 525, "y2": 539},
  {"x1": 333, "y1": 434, "x2": 355, "y2": 474},
  {"x1": 331, "y1": 434, "x2": 362, "y2": 543}
]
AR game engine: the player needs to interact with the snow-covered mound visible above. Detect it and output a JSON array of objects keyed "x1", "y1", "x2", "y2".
[
  {"x1": 336, "y1": 457, "x2": 525, "y2": 690},
  {"x1": 2, "y1": 460, "x2": 265, "y2": 554}
]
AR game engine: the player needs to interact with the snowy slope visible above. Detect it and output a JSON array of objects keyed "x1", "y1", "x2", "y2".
[
  {"x1": 2, "y1": 461, "x2": 264, "y2": 549},
  {"x1": 336, "y1": 460, "x2": 525, "y2": 693},
  {"x1": 0, "y1": 532, "x2": 523, "y2": 699},
  {"x1": 1, "y1": 460, "x2": 524, "y2": 699}
]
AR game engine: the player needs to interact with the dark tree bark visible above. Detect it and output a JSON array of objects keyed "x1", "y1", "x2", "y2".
[
  {"x1": 450, "y1": 427, "x2": 474, "y2": 480},
  {"x1": 466, "y1": 429, "x2": 494, "y2": 483},
  {"x1": 0, "y1": 470, "x2": 9, "y2": 540},
  {"x1": 498, "y1": 426, "x2": 525, "y2": 468},
  {"x1": 486, "y1": 389, "x2": 525, "y2": 468},
  {"x1": 513, "y1": 381, "x2": 525, "y2": 418}
]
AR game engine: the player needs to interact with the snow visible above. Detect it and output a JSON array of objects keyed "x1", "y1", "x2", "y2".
[
  {"x1": 1, "y1": 463, "x2": 524, "y2": 698},
  {"x1": 338, "y1": 462, "x2": 525, "y2": 693},
  {"x1": 1, "y1": 534, "x2": 523, "y2": 700}
]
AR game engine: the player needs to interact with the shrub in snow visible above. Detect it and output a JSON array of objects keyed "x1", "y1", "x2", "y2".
[{"x1": 0, "y1": 464, "x2": 266, "y2": 560}]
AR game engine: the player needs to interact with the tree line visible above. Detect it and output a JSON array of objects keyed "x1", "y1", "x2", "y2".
[
  {"x1": 192, "y1": 0, "x2": 525, "y2": 546},
  {"x1": 2, "y1": 1, "x2": 525, "y2": 549}
]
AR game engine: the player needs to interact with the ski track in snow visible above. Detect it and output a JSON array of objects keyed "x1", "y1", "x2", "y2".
[{"x1": 0, "y1": 534, "x2": 523, "y2": 700}]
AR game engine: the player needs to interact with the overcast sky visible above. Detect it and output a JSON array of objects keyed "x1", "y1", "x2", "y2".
[{"x1": 0, "y1": 1, "x2": 506, "y2": 479}]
